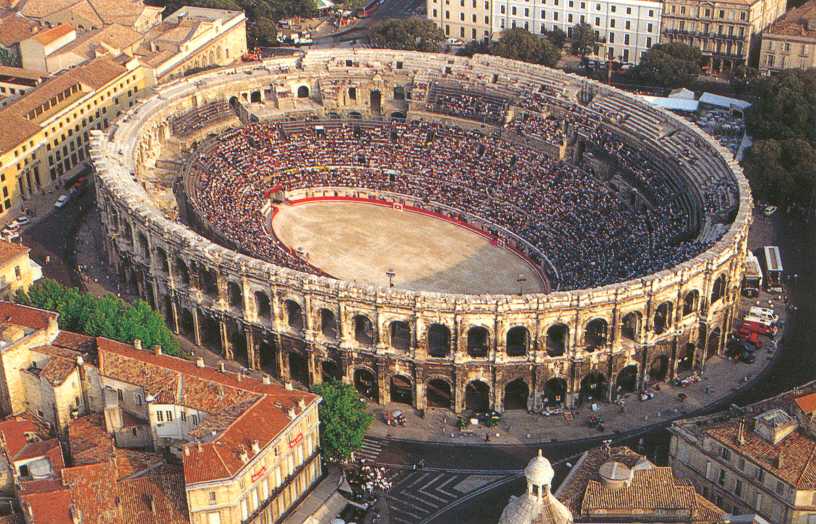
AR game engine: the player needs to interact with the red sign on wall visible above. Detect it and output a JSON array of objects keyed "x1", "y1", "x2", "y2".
[
  {"x1": 289, "y1": 433, "x2": 303, "y2": 448},
  {"x1": 251, "y1": 465, "x2": 267, "y2": 482}
]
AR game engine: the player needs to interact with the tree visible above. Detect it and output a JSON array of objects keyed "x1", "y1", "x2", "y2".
[
  {"x1": 16, "y1": 279, "x2": 181, "y2": 355},
  {"x1": 311, "y1": 381, "x2": 373, "y2": 463},
  {"x1": 630, "y1": 42, "x2": 702, "y2": 88},
  {"x1": 745, "y1": 69, "x2": 816, "y2": 143},
  {"x1": 457, "y1": 39, "x2": 490, "y2": 57},
  {"x1": 368, "y1": 18, "x2": 446, "y2": 53},
  {"x1": 250, "y1": 16, "x2": 278, "y2": 47},
  {"x1": 544, "y1": 27, "x2": 567, "y2": 49},
  {"x1": 0, "y1": 48, "x2": 19, "y2": 67},
  {"x1": 570, "y1": 22, "x2": 597, "y2": 57},
  {"x1": 492, "y1": 28, "x2": 561, "y2": 67},
  {"x1": 743, "y1": 138, "x2": 816, "y2": 209}
]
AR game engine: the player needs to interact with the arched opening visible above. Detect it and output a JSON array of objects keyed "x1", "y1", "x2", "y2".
[
  {"x1": 229, "y1": 96, "x2": 239, "y2": 110},
  {"x1": 546, "y1": 324, "x2": 568, "y2": 356},
  {"x1": 707, "y1": 328, "x2": 721, "y2": 359},
  {"x1": 389, "y1": 321, "x2": 411, "y2": 351},
  {"x1": 254, "y1": 292, "x2": 271, "y2": 321},
  {"x1": 678, "y1": 343, "x2": 695, "y2": 371},
  {"x1": 259, "y1": 339, "x2": 276, "y2": 375},
  {"x1": 580, "y1": 372, "x2": 607, "y2": 402},
  {"x1": 467, "y1": 326, "x2": 489, "y2": 358},
  {"x1": 297, "y1": 85, "x2": 310, "y2": 98},
  {"x1": 348, "y1": 111, "x2": 362, "y2": 119},
  {"x1": 200, "y1": 313, "x2": 221, "y2": 354},
  {"x1": 200, "y1": 267, "x2": 218, "y2": 297},
  {"x1": 370, "y1": 89, "x2": 382, "y2": 113},
  {"x1": 585, "y1": 319, "x2": 608, "y2": 351},
  {"x1": 155, "y1": 247, "x2": 169, "y2": 273},
  {"x1": 137, "y1": 232, "x2": 149, "y2": 258},
  {"x1": 649, "y1": 354, "x2": 669, "y2": 382},
  {"x1": 347, "y1": 87, "x2": 357, "y2": 100},
  {"x1": 616, "y1": 365, "x2": 638, "y2": 395},
  {"x1": 683, "y1": 290, "x2": 699, "y2": 316},
  {"x1": 289, "y1": 352, "x2": 309, "y2": 385},
  {"x1": 228, "y1": 282, "x2": 242, "y2": 310},
  {"x1": 390, "y1": 376, "x2": 413, "y2": 405},
  {"x1": 426, "y1": 379, "x2": 452, "y2": 409},
  {"x1": 465, "y1": 380, "x2": 490, "y2": 412},
  {"x1": 354, "y1": 368, "x2": 378, "y2": 401},
  {"x1": 175, "y1": 258, "x2": 190, "y2": 286},
  {"x1": 506, "y1": 326, "x2": 529, "y2": 357},
  {"x1": 321, "y1": 360, "x2": 342, "y2": 382},
  {"x1": 354, "y1": 315, "x2": 375, "y2": 347},
  {"x1": 653, "y1": 302, "x2": 673, "y2": 335},
  {"x1": 227, "y1": 319, "x2": 247, "y2": 366},
  {"x1": 285, "y1": 300, "x2": 303, "y2": 332},
  {"x1": 711, "y1": 274, "x2": 727, "y2": 303},
  {"x1": 180, "y1": 309, "x2": 194, "y2": 339},
  {"x1": 543, "y1": 377, "x2": 567, "y2": 406},
  {"x1": 621, "y1": 312, "x2": 641, "y2": 342},
  {"x1": 503, "y1": 379, "x2": 529, "y2": 410},
  {"x1": 427, "y1": 324, "x2": 451, "y2": 357},
  {"x1": 250, "y1": 91, "x2": 262, "y2": 103},
  {"x1": 320, "y1": 309, "x2": 338, "y2": 340},
  {"x1": 393, "y1": 86, "x2": 406, "y2": 100}
]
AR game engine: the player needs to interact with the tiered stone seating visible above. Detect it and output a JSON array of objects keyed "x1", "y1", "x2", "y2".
[{"x1": 170, "y1": 100, "x2": 234, "y2": 138}]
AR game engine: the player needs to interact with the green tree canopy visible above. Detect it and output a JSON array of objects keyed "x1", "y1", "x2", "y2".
[
  {"x1": 630, "y1": 42, "x2": 702, "y2": 88},
  {"x1": 545, "y1": 27, "x2": 567, "y2": 49},
  {"x1": 570, "y1": 22, "x2": 597, "y2": 57},
  {"x1": 743, "y1": 138, "x2": 816, "y2": 209},
  {"x1": 745, "y1": 69, "x2": 816, "y2": 142},
  {"x1": 368, "y1": 18, "x2": 446, "y2": 52},
  {"x1": 311, "y1": 381, "x2": 373, "y2": 463},
  {"x1": 492, "y1": 28, "x2": 561, "y2": 67},
  {"x1": 457, "y1": 39, "x2": 491, "y2": 57},
  {"x1": 16, "y1": 279, "x2": 180, "y2": 355}
]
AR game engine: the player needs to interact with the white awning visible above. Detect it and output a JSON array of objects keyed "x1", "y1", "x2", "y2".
[
  {"x1": 699, "y1": 92, "x2": 751, "y2": 111},
  {"x1": 639, "y1": 95, "x2": 699, "y2": 112}
]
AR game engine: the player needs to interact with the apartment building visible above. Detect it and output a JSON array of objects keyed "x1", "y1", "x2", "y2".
[
  {"x1": 0, "y1": 66, "x2": 46, "y2": 108},
  {"x1": 0, "y1": 301, "x2": 322, "y2": 524},
  {"x1": 491, "y1": 0, "x2": 663, "y2": 64},
  {"x1": 661, "y1": 0, "x2": 787, "y2": 72},
  {"x1": 759, "y1": 0, "x2": 816, "y2": 73},
  {"x1": 0, "y1": 241, "x2": 41, "y2": 301},
  {"x1": 670, "y1": 381, "x2": 816, "y2": 524},
  {"x1": 426, "y1": 0, "x2": 494, "y2": 42},
  {"x1": 0, "y1": 56, "x2": 145, "y2": 222}
]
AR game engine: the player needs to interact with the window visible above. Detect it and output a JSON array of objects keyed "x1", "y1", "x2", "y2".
[
  {"x1": 117, "y1": 389, "x2": 123, "y2": 401},
  {"x1": 718, "y1": 469, "x2": 726, "y2": 486},
  {"x1": 208, "y1": 491, "x2": 217, "y2": 505},
  {"x1": 738, "y1": 457, "x2": 745, "y2": 471},
  {"x1": 511, "y1": 6, "x2": 516, "y2": 14},
  {"x1": 166, "y1": 410, "x2": 173, "y2": 421},
  {"x1": 740, "y1": 11, "x2": 746, "y2": 21},
  {"x1": 609, "y1": 32, "x2": 615, "y2": 43},
  {"x1": 610, "y1": 19, "x2": 615, "y2": 27},
  {"x1": 719, "y1": 9, "x2": 724, "y2": 18},
  {"x1": 755, "y1": 468, "x2": 765, "y2": 482},
  {"x1": 784, "y1": 42, "x2": 791, "y2": 52},
  {"x1": 735, "y1": 479, "x2": 742, "y2": 497},
  {"x1": 524, "y1": 7, "x2": 529, "y2": 15},
  {"x1": 720, "y1": 446, "x2": 731, "y2": 461},
  {"x1": 776, "y1": 480, "x2": 785, "y2": 496},
  {"x1": 625, "y1": 20, "x2": 630, "y2": 29},
  {"x1": 595, "y1": 16, "x2": 600, "y2": 25},
  {"x1": 648, "y1": 9, "x2": 653, "y2": 16},
  {"x1": 624, "y1": 33, "x2": 629, "y2": 44},
  {"x1": 568, "y1": 14, "x2": 573, "y2": 22},
  {"x1": 647, "y1": 23, "x2": 652, "y2": 32},
  {"x1": 14, "y1": 267, "x2": 20, "y2": 281},
  {"x1": 156, "y1": 410, "x2": 164, "y2": 422},
  {"x1": 500, "y1": 5, "x2": 505, "y2": 13},
  {"x1": 181, "y1": 411, "x2": 186, "y2": 422},
  {"x1": 610, "y1": 4, "x2": 615, "y2": 11},
  {"x1": 626, "y1": 6, "x2": 631, "y2": 14},
  {"x1": 136, "y1": 394, "x2": 142, "y2": 406}
]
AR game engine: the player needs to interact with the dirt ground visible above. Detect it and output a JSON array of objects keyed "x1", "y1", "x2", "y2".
[{"x1": 272, "y1": 201, "x2": 547, "y2": 295}]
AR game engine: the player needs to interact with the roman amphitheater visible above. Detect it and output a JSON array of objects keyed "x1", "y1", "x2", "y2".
[{"x1": 90, "y1": 48, "x2": 752, "y2": 416}]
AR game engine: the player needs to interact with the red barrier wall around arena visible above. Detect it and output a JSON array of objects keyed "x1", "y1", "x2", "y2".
[{"x1": 274, "y1": 196, "x2": 550, "y2": 290}]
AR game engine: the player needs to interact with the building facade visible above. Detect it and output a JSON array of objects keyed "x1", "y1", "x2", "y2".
[
  {"x1": 759, "y1": 0, "x2": 816, "y2": 73},
  {"x1": 491, "y1": 0, "x2": 663, "y2": 64},
  {"x1": 670, "y1": 382, "x2": 816, "y2": 523},
  {"x1": 661, "y1": 0, "x2": 787, "y2": 72},
  {"x1": 427, "y1": 0, "x2": 494, "y2": 42}
]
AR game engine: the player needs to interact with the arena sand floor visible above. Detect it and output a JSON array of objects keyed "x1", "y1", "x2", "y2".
[{"x1": 271, "y1": 201, "x2": 548, "y2": 295}]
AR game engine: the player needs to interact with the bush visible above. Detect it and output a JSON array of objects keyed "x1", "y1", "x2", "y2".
[{"x1": 310, "y1": 380, "x2": 373, "y2": 463}]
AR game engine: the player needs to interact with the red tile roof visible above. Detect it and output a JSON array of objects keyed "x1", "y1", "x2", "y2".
[
  {"x1": 21, "y1": 488, "x2": 74, "y2": 524},
  {"x1": 0, "y1": 302, "x2": 56, "y2": 330},
  {"x1": 0, "y1": 240, "x2": 28, "y2": 265},
  {"x1": 31, "y1": 23, "x2": 73, "y2": 45},
  {"x1": 0, "y1": 417, "x2": 38, "y2": 459},
  {"x1": 795, "y1": 393, "x2": 816, "y2": 415}
]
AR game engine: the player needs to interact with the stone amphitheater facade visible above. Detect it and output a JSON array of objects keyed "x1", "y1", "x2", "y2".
[{"x1": 90, "y1": 48, "x2": 752, "y2": 415}]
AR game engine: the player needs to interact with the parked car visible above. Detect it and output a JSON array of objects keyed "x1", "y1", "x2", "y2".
[
  {"x1": 748, "y1": 306, "x2": 778, "y2": 324},
  {"x1": 736, "y1": 329, "x2": 764, "y2": 350},
  {"x1": 54, "y1": 195, "x2": 70, "y2": 208},
  {"x1": 763, "y1": 205, "x2": 778, "y2": 216},
  {"x1": 13, "y1": 216, "x2": 30, "y2": 227}
]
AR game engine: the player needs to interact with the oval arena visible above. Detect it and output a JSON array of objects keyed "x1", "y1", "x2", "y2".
[{"x1": 90, "y1": 49, "x2": 752, "y2": 415}]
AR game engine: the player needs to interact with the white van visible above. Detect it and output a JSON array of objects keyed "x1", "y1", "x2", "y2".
[
  {"x1": 749, "y1": 306, "x2": 778, "y2": 324},
  {"x1": 743, "y1": 314, "x2": 775, "y2": 328}
]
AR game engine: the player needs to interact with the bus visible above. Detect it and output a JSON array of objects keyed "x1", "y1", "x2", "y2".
[
  {"x1": 762, "y1": 246, "x2": 783, "y2": 292},
  {"x1": 741, "y1": 251, "x2": 763, "y2": 297}
]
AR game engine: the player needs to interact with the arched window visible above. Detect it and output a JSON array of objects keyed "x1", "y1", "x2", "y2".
[
  {"x1": 585, "y1": 319, "x2": 608, "y2": 351},
  {"x1": 467, "y1": 326, "x2": 489, "y2": 358},
  {"x1": 427, "y1": 324, "x2": 451, "y2": 357},
  {"x1": 506, "y1": 326, "x2": 529, "y2": 357},
  {"x1": 621, "y1": 312, "x2": 641, "y2": 341},
  {"x1": 683, "y1": 290, "x2": 699, "y2": 316},
  {"x1": 254, "y1": 292, "x2": 271, "y2": 320},
  {"x1": 320, "y1": 309, "x2": 337, "y2": 340},
  {"x1": 389, "y1": 321, "x2": 411, "y2": 351},
  {"x1": 653, "y1": 302, "x2": 673, "y2": 335},
  {"x1": 546, "y1": 324, "x2": 568, "y2": 357},
  {"x1": 297, "y1": 85, "x2": 310, "y2": 98},
  {"x1": 711, "y1": 274, "x2": 727, "y2": 303},
  {"x1": 354, "y1": 315, "x2": 375, "y2": 347}
]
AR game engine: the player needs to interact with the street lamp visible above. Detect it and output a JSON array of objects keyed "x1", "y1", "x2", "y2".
[{"x1": 386, "y1": 269, "x2": 396, "y2": 288}]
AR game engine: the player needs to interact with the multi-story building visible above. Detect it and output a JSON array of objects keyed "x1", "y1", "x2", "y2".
[
  {"x1": 670, "y1": 380, "x2": 816, "y2": 523},
  {"x1": 427, "y1": 0, "x2": 494, "y2": 42},
  {"x1": 0, "y1": 66, "x2": 46, "y2": 108},
  {"x1": 0, "y1": 240, "x2": 41, "y2": 300},
  {"x1": 661, "y1": 0, "x2": 787, "y2": 72},
  {"x1": 0, "y1": 301, "x2": 322, "y2": 524},
  {"x1": 0, "y1": 10, "x2": 42, "y2": 67},
  {"x1": 759, "y1": 0, "x2": 816, "y2": 73},
  {"x1": 491, "y1": 0, "x2": 663, "y2": 64},
  {"x1": 14, "y1": 0, "x2": 164, "y2": 34}
]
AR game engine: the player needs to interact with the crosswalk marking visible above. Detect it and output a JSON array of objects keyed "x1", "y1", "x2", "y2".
[{"x1": 355, "y1": 437, "x2": 383, "y2": 462}]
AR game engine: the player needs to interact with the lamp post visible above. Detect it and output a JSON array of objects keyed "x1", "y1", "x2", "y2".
[{"x1": 386, "y1": 269, "x2": 396, "y2": 288}]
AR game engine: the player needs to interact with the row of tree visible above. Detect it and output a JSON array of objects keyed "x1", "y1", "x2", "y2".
[{"x1": 16, "y1": 279, "x2": 181, "y2": 355}]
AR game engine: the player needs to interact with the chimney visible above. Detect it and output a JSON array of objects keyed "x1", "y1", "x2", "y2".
[
  {"x1": 287, "y1": 407, "x2": 296, "y2": 420},
  {"x1": 219, "y1": 362, "x2": 226, "y2": 373},
  {"x1": 236, "y1": 373, "x2": 242, "y2": 382},
  {"x1": 777, "y1": 453, "x2": 784, "y2": 469},
  {"x1": 285, "y1": 382, "x2": 293, "y2": 391},
  {"x1": 197, "y1": 441, "x2": 203, "y2": 453},
  {"x1": 147, "y1": 494, "x2": 156, "y2": 514},
  {"x1": 262, "y1": 374, "x2": 271, "y2": 385},
  {"x1": 152, "y1": 344, "x2": 161, "y2": 356},
  {"x1": 251, "y1": 440, "x2": 261, "y2": 454},
  {"x1": 133, "y1": 339, "x2": 142, "y2": 350},
  {"x1": 183, "y1": 445, "x2": 190, "y2": 457},
  {"x1": 69, "y1": 504, "x2": 82, "y2": 524},
  {"x1": 239, "y1": 447, "x2": 249, "y2": 463},
  {"x1": 298, "y1": 398, "x2": 306, "y2": 410},
  {"x1": 195, "y1": 357, "x2": 205, "y2": 368},
  {"x1": 737, "y1": 419, "x2": 746, "y2": 445}
]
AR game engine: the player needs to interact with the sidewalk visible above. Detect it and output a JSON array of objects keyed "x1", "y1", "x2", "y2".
[{"x1": 284, "y1": 466, "x2": 347, "y2": 524}]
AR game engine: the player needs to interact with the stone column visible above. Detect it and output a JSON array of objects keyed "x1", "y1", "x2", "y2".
[
  {"x1": 245, "y1": 327, "x2": 258, "y2": 370},
  {"x1": 414, "y1": 366, "x2": 426, "y2": 411},
  {"x1": 169, "y1": 295, "x2": 180, "y2": 335},
  {"x1": 308, "y1": 352, "x2": 321, "y2": 386},
  {"x1": 277, "y1": 346, "x2": 290, "y2": 382},
  {"x1": 377, "y1": 358, "x2": 389, "y2": 405},
  {"x1": 192, "y1": 308, "x2": 202, "y2": 347},
  {"x1": 219, "y1": 318, "x2": 233, "y2": 360}
]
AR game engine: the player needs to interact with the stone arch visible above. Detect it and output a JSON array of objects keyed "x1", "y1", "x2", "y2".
[
  {"x1": 254, "y1": 291, "x2": 271, "y2": 321},
  {"x1": 321, "y1": 359, "x2": 342, "y2": 382},
  {"x1": 616, "y1": 364, "x2": 638, "y2": 395},
  {"x1": 426, "y1": 377, "x2": 452, "y2": 409},
  {"x1": 319, "y1": 309, "x2": 338, "y2": 340},
  {"x1": 389, "y1": 320, "x2": 411, "y2": 351},
  {"x1": 390, "y1": 375, "x2": 413, "y2": 405},
  {"x1": 649, "y1": 354, "x2": 670, "y2": 382},
  {"x1": 288, "y1": 351, "x2": 309, "y2": 385},
  {"x1": 297, "y1": 85, "x2": 310, "y2": 98},
  {"x1": 466, "y1": 325, "x2": 489, "y2": 358},
  {"x1": 180, "y1": 308, "x2": 194, "y2": 339},
  {"x1": 503, "y1": 378, "x2": 529, "y2": 410},
  {"x1": 707, "y1": 327, "x2": 722, "y2": 358},
  {"x1": 199, "y1": 311, "x2": 221, "y2": 353},
  {"x1": 199, "y1": 267, "x2": 218, "y2": 297},
  {"x1": 354, "y1": 367, "x2": 377, "y2": 401},
  {"x1": 284, "y1": 300, "x2": 303, "y2": 331},
  {"x1": 174, "y1": 257, "x2": 190, "y2": 286},
  {"x1": 465, "y1": 380, "x2": 490, "y2": 412},
  {"x1": 678, "y1": 342, "x2": 695, "y2": 371},
  {"x1": 227, "y1": 281, "x2": 242, "y2": 310},
  {"x1": 653, "y1": 302, "x2": 673, "y2": 335},
  {"x1": 155, "y1": 246, "x2": 169, "y2": 273},
  {"x1": 393, "y1": 85, "x2": 406, "y2": 100},
  {"x1": 137, "y1": 231, "x2": 149, "y2": 258},
  {"x1": 711, "y1": 274, "x2": 727, "y2": 303},
  {"x1": 683, "y1": 290, "x2": 699, "y2": 316},
  {"x1": 506, "y1": 326, "x2": 529, "y2": 357},
  {"x1": 427, "y1": 323, "x2": 451, "y2": 358},
  {"x1": 580, "y1": 371, "x2": 607, "y2": 402},
  {"x1": 353, "y1": 315, "x2": 375, "y2": 347},
  {"x1": 584, "y1": 318, "x2": 608, "y2": 351},
  {"x1": 546, "y1": 324, "x2": 568, "y2": 357},
  {"x1": 621, "y1": 312, "x2": 641, "y2": 341},
  {"x1": 250, "y1": 90, "x2": 262, "y2": 103},
  {"x1": 543, "y1": 377, "x2": 567, "y2": 405}
]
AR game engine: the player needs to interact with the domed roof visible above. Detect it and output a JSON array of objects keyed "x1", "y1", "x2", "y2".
[
  {"x1": 499, "y1": 494, "x2": 540, "y2": 524},
  {"x1": 598, "y1": 461, "x2": 631, "y2": 482},
  {"x1": 525, "y1": 449, "x2": 554, "y2": 487}
]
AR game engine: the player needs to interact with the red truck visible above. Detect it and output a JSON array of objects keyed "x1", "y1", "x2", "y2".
[
  {"x1": 736, "y1": 328, "x2": 764, "y2": 349},
  {"x1": 739, "y1": 320, "x2": 776, "y2": 338}
]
